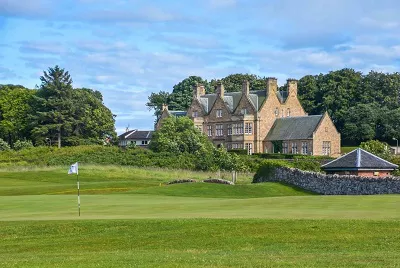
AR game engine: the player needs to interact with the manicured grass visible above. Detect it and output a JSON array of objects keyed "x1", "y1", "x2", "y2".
[
  {"x1": 1, "y1": 219, "x2": 399, "y2": 267},
  {"x1": 1, "y1": 165, "x2": 399, "y2": 267}
]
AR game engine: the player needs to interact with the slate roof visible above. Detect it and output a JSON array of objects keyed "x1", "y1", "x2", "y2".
[
  {"x1": 118, "y1": 130, "x2": 153, "y2": 140},
  {"x1": 266, "y1": 115, "x2": 323, "y2": 141},
  {"x1": 197, "y1": 90, "x2": 277, "y2": 114},
  {"x1": 321, "y1": 148, "x2": 399, "y2": 171}
]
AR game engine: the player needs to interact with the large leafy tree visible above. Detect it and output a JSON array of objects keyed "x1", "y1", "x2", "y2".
[
  {"x1": 209, "y1": 73, "x2": 266, "y2": 92},
  {"x1": 0, "y1": 85, "x2": 34, "y2": 145},
  {"x1": 150, "y1": 116, "x2": 243, "y2": 171}
]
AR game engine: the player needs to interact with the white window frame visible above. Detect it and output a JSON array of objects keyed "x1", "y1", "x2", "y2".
[
  {"x1": 287, "y1": 108, "x2": 290, "y2": 117},
  {"x1": 291, "y1": 142, "x2": 298, "y2": 154},
  {"x1": 322, "y1": 141, "x2": 331, "y2": 155},
  {"x1": 216, "y1": 124, "x2": 224, "y2": 136},
  {"x1": 244, "y1": 123, "x2": 253, "y2": 135},
  {"x1": 301, "y1": 142, "x2": 308, "y2": 155},
  {"x1": 216, "y1": 109, "x2": 222, "y2": 118},
  {"x1": 207, "y1": 125, "x2": 213, "y2": 137},
  {"x1": 192, "y1": 111, "x2": 198, "y2": 118},
  {"x1": 274, "y1": 107, "x2": 279, "y2": 117},
  {"x1": 282, "y1": 142, "x2": 288, "y2": 154},
  {"x1": 227, "y1": 124, "x2": 232, "y2": 136},
  {"x1": 245, "y1": 143, "x2": 253, "y2": 155},
  {"x1": 234, "y1": 123, "x2": 243, "y2": 135},
  {"x1": 241, "y1": 108, "x2": 247, "y2": 115}
]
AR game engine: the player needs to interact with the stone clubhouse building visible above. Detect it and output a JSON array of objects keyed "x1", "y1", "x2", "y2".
[{"x1": 156, "y1": 78, "x2": 341, "y2": 157}]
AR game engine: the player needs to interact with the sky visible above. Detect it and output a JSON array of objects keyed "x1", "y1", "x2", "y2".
[{"x1": 1, "y1": 0, "x2": 400, "y2": 134}]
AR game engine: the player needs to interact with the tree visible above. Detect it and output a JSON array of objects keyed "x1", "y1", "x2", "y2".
[
  {"x1": 67, "y1": 88, "x2": 116, "y2": 145},
  {"x1": 0, "y1": 85, "x2": 34, "y2": 145},
  {"x1": 146, "y1": 91, "x2": 170, "y2": 119},
  {"x1": 150, "y1": 116, "x2": 213, "y2": 154},
  {"x1": 209, "y1": 73, "x2": 266, "y2": 92},
  {"x1": 31, "y1": 65, "x2": 75, "y2": 148},
  {"x1": 360, "y1": 140, "x2": 392, "y2": 161}
]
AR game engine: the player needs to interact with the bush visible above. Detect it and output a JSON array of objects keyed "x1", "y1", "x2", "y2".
[
  {"x1": 13, "y1": 140, "x2": 34, "y2": 151},
  {"x1": 227, "y1": 149, "x2": 248, "y2": 155},
  {"x1": 0, "y1": 139, "x2": 10, "y2": 151}
]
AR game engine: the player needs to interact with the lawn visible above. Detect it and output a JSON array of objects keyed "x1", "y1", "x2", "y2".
[{"x1": 1, "y1": 165, "x2": 399, "y2": 267}]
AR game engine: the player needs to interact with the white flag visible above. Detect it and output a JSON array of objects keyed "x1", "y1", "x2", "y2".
[{"x1": 68, "y1": 162, "x2": 79, "y2": 175}]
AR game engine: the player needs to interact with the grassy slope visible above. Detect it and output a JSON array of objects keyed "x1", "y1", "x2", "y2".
[{"x1": 1, "y1": 165, "x2": 400, "y2": 267}]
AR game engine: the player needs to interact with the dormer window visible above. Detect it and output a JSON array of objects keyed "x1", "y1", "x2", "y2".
[
  {"x1": 241, "y1": 108, "x2": 248, "y2": 115},
  {"x1": 216, "y1": 109, "x2": 222, "y2": 118}
]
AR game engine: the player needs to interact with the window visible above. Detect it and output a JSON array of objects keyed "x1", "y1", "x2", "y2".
[
  {"x1": 373, "y1": 171, "x2": 380, "y2": 176},
  {"x1": 216, "y1": 109, "x2": 222, "y2": 117},
  {"x1": 216, "y1": 124, "x2": 224, "y2": 136},
  {"x1": 291, "y1": 142, "x2": 298, "y2": 154},
  {"x1": 227, "y1": 124, "x2": 232, "y2": 135},
  {"x1": 241, "y1": 108, "x2": 247, "y2": 115},
  {"x1": 244, "y1": 123, "x2": 253, "y2": 134},
  {"x1": 245, "y1": 143, "x2": 253, "y2": 155},
  {"x1": 282, "y1": 142, "x2": 288, "y2": 154},
  {"x1": 141, "y1": 140, "x2": 148, "y2": 145},
  {"x1": 322, "y1": 141, "x2": 331, "y2": 155},
  {"x1": 281, "y1": 109, "x2": 284, "y2": 118},
  {"x1": 287, "y1": 108, "x2": 291, "y2": 117},
  {"x1": 195, "y1": 125, "x2": 202, "y2": 131},
  {"x1": 301, "y1": 142, "x2": 308, "y2": 155},
  {"x1": 274, "y1": 107, "x2": 279, "y2": 117},
  {"x1": 207, "y1": 125, "x2": 213, "y2": 137},
  {"x1": 233, "y1": 123, "x2": 243, "y2": 135},
  {"x1": 192, "y1": 111, "x2": 198, "y2": 118},
  {"x1": 227, "y1": 143, "x2": 232, "y2": 150}
]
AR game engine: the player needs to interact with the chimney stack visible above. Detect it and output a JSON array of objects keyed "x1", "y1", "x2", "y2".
[
  {"x1": 216, "y1": 81, "x2": 225, "y2": 98},
  {"x1": 287, "y1": 78, "x2": 298, "y2": 96},
  {"x1": 242, "y1": 80, "x2": 249, "y2": 95},
  {"x1": 192, "y1": 84, "x2": 206, "y2": 99},
  {"x1": 266, "y1": 77, "x2": 278, "y2": 97}
]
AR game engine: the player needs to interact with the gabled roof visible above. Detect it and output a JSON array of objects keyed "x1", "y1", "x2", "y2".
[
  {"x1": 198, "y1": 90, "x2": 268, "y2": 114},
  {"x1": 321, "y1": 148, "x2": 398, "y2": 170},
  {"x1": 266, "y1": 115, "x2": 323, "y2": 141},
  {"x1": 118, "y1": 130, "x2": 153, "y2": 140}
]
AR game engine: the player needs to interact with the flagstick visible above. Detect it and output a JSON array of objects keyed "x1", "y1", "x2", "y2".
[{"x1": 77, "y1": 172, "x2": 80, "y2": 217}]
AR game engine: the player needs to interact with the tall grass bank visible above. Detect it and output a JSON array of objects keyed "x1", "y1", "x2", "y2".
[{"x1": 254, "y1": 166, "x2": 400, "y2": 195}]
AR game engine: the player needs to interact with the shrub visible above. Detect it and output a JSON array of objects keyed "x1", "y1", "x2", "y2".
[
  {"x1": 13, "y1": 140, "x2": 34, "y2": 151},
  {"x1": 0, "y1": 139, "x2": 10, "y2": 151}
]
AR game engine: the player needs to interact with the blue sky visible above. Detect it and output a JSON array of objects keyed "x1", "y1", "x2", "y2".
[{"x1": 1, "y1": 0, "x2": 400, "y2": 134}]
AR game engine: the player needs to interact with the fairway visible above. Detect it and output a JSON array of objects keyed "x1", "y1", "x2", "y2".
[{"x1": 1, "y1": 165, "x2": 399, "y2": 267}]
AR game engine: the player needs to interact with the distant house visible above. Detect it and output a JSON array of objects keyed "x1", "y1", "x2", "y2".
[
  {"x1": 321, "y1": 148, "x2": 398, "y2": 177},
  {"x1": 118, "y1": 129, "x2": 153, "y2": 148}
]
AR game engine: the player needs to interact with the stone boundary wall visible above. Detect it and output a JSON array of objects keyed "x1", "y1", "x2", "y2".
[{"x1": 262, "y1": 167, "x2": 400, "y2": 195}]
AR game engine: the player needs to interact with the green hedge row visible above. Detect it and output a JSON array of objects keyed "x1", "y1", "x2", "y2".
[{"x1": 0, "y1": 145, "x2": 323, "y2": 173}]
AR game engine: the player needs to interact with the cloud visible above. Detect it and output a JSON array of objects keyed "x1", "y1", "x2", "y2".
[
  {"x1": 19, "y1": 41, "x2": 67, "y2": 55},
  {"x1": 0, "y1": 0, "x2": 52, "y2": 18},
  {"x1": 209, "y1": 0, "x2": 237, "y2": 8},
  {"x1": 0, "y1": 66, "x2": 17, "y2": 79}
]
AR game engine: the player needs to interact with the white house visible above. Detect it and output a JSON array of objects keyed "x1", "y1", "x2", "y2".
[{"x1": 118, "y1": 129, "x2": 153, "y2": 147}]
